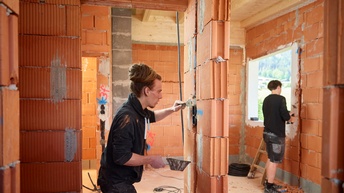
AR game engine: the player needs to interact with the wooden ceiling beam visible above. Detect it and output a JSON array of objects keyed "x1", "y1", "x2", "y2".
[
  {"x1": 142, "y1": 10, "x2": 152, "y2": 22},
  {"x1": 81, "y1": 0, "x2": 188, "y2": 12}
]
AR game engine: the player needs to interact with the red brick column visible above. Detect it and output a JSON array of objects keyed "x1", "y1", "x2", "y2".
[{"x1": 183, "y1": 0, "x2": 231, "y2": 192}]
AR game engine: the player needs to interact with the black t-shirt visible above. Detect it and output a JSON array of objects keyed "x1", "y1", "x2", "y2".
[
  {"x1": 99, "y1": 93, "x2": 155, "y2": 185},
  {"x1": 262, "y1": 94, "x2": 290, "y2": 137}
]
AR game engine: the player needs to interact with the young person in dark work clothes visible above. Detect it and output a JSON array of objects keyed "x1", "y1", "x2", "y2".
[
  {"x1": 97, "y1": 63, "x2": 184, "y2": 193},
  {"x1": 263, "y1": 80, "x2": 294, "y2": 193}
]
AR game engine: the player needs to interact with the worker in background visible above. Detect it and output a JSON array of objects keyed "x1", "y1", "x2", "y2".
[
  {"x1": 262, "y1": 80, "x2": 294, "y2": 193},
  {"x1": 97, "y1": 63, "x2": 184, "y2": 193}
]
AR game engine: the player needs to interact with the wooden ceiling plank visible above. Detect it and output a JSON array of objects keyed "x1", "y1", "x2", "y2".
[
  {"x1": 231, "y1": 0, "x2": 254, "y2": 11},
  {"x1": 240, "y1": 0, "x2": 310, "y2": 28}
]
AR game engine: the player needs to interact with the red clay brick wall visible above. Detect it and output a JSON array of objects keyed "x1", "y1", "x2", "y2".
[
  {"x1": 81, "y1": 5, "x2": 112, "y2": 170},
  {"x1": 19, "y1": 1, "x2": 82, "y2": 192},
  {"x1": 81, "y1": 57, "x2": 98, "y2": 169},
  {"x1": 245, "y1": 0, "x2": 324, "y2": 185},
  {"x1": 183, "y1": 0, "x2": 231, "y2": 192},
  {"x1": 132, "y1": 44, "x2": 184, "y2": 157},
  {"x1": 0, "y1": 5, "x2": 20, "y2": 193},
  {"x1": 228, "y1": 48, "x2": 244, "y2": 156}
]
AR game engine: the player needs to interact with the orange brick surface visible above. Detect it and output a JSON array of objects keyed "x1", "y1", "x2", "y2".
[
  {"x1": 197, "y1": 21, "x2": 230, "y2": 65},
  {"x1": 0, "y1": 165, "x2": 10, "y2": 192},
  {"x1": 0, "y1": 0, "x2": 19, "y2": 15},
  {"x1": 19, "y1": 67, "x2": 82, "y2": 99},
  {"x1": 9, "y1": 14, "x2": 19, "y2": 83},
  {"x1": 19, "y1": 2, "x2": 81, "y2": 36},
  {"x1": 197, "y1": 61, "x2": 214, "y2": 99},
  {"x1": 131, "y1": 44, "x2": 184, "y2": 157},
  {"x1": 21, "y1": 162, "x2": 82, "y2": 193},
  {"x1": 0, "y1": 89, "x2": 19, "y2": 167},
  {"x1": 0, "y1": 6, "x2": 9, "y2": 86},
  {"x1": 196, "y1": 168, "x2": 228, "y2": 193},
  {"x1": 184, "y1": 128, "x2": 196, "y2": 162},
  {"x1": 184, "y1": 2, "x2": 196, "y2": 43},
  {"x1": 20, "y1": 130, "x2": 82, "y2": 162},
  {"x1": 19, "y1": 35, "x2": 81, "y2": 68},
  {"x1": 184, "y1": 162, "x2": 196, "y2": 193},
  {"x1": 20, "y1": 0, "x2": 80, "y2": 5},
  {"x1": 197, "y1": 0, "x2": 230, "y2": 33},
  {"x1": 245, "y1": 0, "x2": 324, "y2": 185},
  {"x1": 20, "y1": 99, "x2": 81, "y2": 131},
  {"x1": 322, "y1": 87, "x2": 344, "y2": 181},
  {"x1": 197, "y1": 100, "x2": 229, "y2": 137},
  {"x1": 199, "y1": 135, "x2": 228, "y2": 176}
]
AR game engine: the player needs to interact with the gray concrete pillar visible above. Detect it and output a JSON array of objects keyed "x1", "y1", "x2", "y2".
[{"x1": 111, "y1": 8, "x2": 132, "y2": 114}]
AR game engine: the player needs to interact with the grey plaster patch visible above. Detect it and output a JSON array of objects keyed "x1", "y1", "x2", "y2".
[
  {"x1": 198, "y1": 0, "x2": 205, "y2": 34},
  {"x1": 294, "y1": 10, "x2": 299, "y2": 28},
  {"x1": 112, "y1": 34, "x2": 132, "y2": 50},
  {"x1": 196, "y1": 134, "x2": 203, "y2": 169},
  {"x1": 64, "y1": 128, "x2": 77, "y2": 162},
  {"x1": 229, "y1": 155, "x2": 240, "y2": 164},
  {"x1": 112, "y1": 17, "x2": 131, "y2": 33},
  {"x1": 300, "y1": 178, "x2": 321, "y2": 193},
  {"x1": 112, "y1": 84, "x2": 130, "y2": 98},
  {"x1": 111, "y1": 8, "x2": 132, "y2": 17},
  {"x1": 50, "y1": 55, "x2": 67, "y2": 103},
  {"x1": 276, "y1": 168, "x2": 299, "y2": 186},
  {"x1": 187, "y1": 39, "x2": 193, "y2": 72},
  {"x1": 112, "y1": 65, "x2": 130, "y2": 81},
  {"x1": 99, "y1": 57, "x2": 110, "y2": 77},
  {"x1": 112, "y1": 50, "x2": 132, "y2": 66}
]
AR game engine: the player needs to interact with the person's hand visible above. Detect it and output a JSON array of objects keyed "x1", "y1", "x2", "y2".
[
  {"x1": 149, "y1": 156, "x2": 165, "y2": 169},
  {"x1": 289, "y1": 113, "x2": 295, "y2": 123},
  {"x1": 172, "y1": 100, "x2": 186, "y2": 112}
]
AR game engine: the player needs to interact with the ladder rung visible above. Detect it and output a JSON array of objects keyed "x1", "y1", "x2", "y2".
[{"x1": 253, "y1": 164, "x2": 265, "y2": 170}]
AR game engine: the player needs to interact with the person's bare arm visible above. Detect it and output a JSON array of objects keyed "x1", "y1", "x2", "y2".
[
  {"x1": 124, "y1": 153, "x2": 165, "y2": 168},
  {"x1": 154, "y1": 100, "x2": 185, "y2": 121}
]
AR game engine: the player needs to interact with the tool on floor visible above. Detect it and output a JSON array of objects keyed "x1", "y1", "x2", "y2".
[{"x1": 247, "y1": 138, "x2": 267, "y2": 185}]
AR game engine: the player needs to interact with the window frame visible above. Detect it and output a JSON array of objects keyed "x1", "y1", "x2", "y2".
[{"x1": 245, "y1": 43, "x2": 299, "y2": 127}]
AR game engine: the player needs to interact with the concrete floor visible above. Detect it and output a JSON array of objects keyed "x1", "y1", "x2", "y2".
[{"x1": 82, "y1": 167, "x2": 265, "y2": 193}]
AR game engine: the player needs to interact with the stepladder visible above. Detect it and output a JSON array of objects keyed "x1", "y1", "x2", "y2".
[{"x1": 247, "y1": 138, "x2": 267, "y2": 185}]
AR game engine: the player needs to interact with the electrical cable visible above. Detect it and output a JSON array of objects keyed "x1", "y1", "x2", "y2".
[
  {"x1": 82, "y1": 172, "x2": 101, "y2": 192},
  {"x1": 151, "y1": 169, "x2": 183, "y2": 193},
  {"x1": 153, "y1": 185, "x2": 182, "y2": 193}
]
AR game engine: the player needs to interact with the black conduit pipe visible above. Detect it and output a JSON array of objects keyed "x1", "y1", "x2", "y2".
[{"x1": 176, "y1": 11, "x2": 184, "y2": 144}]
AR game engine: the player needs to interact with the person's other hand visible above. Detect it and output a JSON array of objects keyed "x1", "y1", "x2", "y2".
[
  {"x1": 172, "y1": 100, "x2": 186, "y2": 112},
  {"x1": 149, "y1": 156, "x2": 165, "y2": 168},
  {"x1": 289, "y1": 116, "x2": 295, "y2": 123}
]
